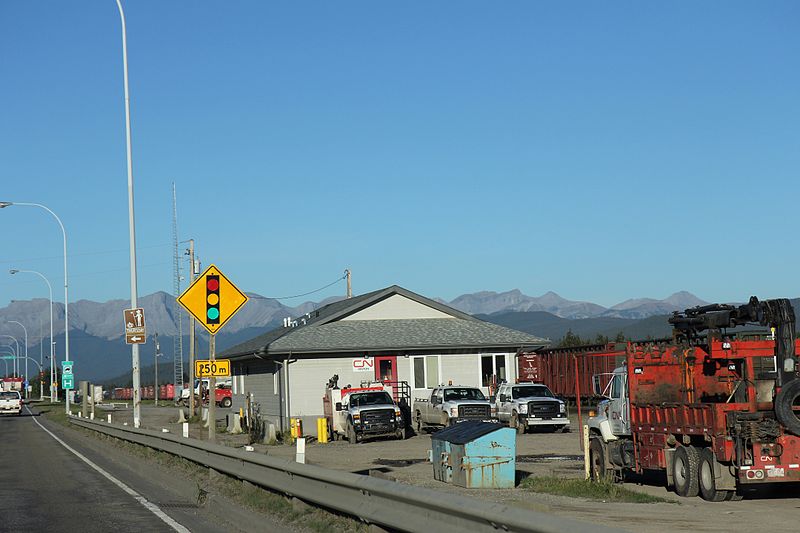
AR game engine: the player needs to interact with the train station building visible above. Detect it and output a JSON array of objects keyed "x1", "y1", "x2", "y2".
[{"x1": 219, "y1": 285, "x2": 548, "y2": 431}]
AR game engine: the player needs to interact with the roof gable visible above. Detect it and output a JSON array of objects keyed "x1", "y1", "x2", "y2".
[{"x1": 340, "y1": 293, "x2": 455, "y2": 321}]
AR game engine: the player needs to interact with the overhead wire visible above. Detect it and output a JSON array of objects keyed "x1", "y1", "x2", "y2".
[{"x1": 249, "y1": 272, "x2": 348, "y2": 301}]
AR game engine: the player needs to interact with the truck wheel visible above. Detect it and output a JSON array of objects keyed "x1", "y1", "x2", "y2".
[
  {"x1": 589, "y1": 438, "x2": 611, "y2": 482},
  {"x1": 561, "y1": 424, "x2": 571, "y2": 433},
  {"x1": 699, "y1": 448, "x2": 729, "y2": 502},
  {"x1": 221, "y1": 397, "x2": 232, "y2": 408},
  {"x1": 774, "y1": 378, "x2": 800, "y2": 437},
  {"x1": 725, "y1": 491, "x2": 744, "y2": 501},
  {"x1": 672, "y1": 445, "x2": 700, "y2": 497},
  {"x1": 415, "y1": 411, "x2": 423, "y2": 433},
  {"x1": 396, "y1": 427, "x2": 406, "y2": 440},
  {"x1": 347, "y1": 422, "x2": 357, "y2": 444},
  {"x1": 508, "y1": 411, "x2": 525, "y2": 435}
]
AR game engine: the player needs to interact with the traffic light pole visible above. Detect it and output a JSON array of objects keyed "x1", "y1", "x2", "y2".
[{"x1": 208, "y1": 334, "x2": 216, "y2": 441}]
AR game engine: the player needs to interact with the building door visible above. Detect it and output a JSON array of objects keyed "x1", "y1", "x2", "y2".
[{"x1": 374, "y1": 355, "x2": 398, "y2": 400}]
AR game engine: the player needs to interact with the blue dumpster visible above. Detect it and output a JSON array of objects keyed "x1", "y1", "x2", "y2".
[{"x1": 431, "y1": 421, "x2": 516, "y2": 488}]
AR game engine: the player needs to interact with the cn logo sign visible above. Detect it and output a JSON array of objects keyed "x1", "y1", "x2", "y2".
[{"x1": 352, "y1": 358, "x2": 374, "y2": 372}]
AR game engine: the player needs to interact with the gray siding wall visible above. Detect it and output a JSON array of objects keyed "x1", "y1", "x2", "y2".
[{"x1": 233, "y1": 360, "x2": 283, "y2": 429}]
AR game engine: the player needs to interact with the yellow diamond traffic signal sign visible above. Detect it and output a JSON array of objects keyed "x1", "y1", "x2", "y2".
[{"x1": 177, "y1": 264, "x2": 248, "y2": 335}]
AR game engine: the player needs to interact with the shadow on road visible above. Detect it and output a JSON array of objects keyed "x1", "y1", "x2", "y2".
[{"x1": 623, "y1": 468, "x2": 800, "y2": 501}]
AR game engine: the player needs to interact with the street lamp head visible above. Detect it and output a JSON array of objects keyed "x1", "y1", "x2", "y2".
[{"x1": 0, "y1": 202, "x2": 13, "y2": 208}]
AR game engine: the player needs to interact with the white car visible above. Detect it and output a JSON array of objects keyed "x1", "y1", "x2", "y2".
[{"x1": 0, "y1": 391, "x2": 22, "y2": 415}]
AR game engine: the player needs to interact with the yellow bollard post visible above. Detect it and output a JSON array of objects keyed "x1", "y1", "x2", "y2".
[
  {"x1": 317, "y1": 417, "x2": 328, "y2": 444},
  {"x1": 290, "y1": 418, "x2": 298, "y2": 439}
]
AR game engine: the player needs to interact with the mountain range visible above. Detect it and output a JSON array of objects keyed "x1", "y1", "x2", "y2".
[{"x1": 0, "y1": 288, "x2": 775, "y2": 384}]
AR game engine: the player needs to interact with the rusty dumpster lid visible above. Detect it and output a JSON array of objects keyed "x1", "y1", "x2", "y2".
[{"x1": 430, "y1": 421, "x2": 505, "y2": 444}]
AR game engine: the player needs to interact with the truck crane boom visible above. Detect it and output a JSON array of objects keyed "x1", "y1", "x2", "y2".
[{"x1": 670, "y1": 296, "x2": 800, "y2": 435}]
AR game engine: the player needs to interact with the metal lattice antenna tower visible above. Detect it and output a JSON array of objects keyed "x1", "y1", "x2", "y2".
[{"x1": 171, "y1": 183, "x2": 184, "y2": 388}]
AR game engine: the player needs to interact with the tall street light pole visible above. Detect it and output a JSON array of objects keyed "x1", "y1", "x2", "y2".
[
  {"x1": 10, "y1": 269, "x2": 54, "y2": 400},
  {"x1": 154, "y1": 333, "x2": 160, "y2": 407},
  {"x1": 0, "y1": 202, "x2": 70, "y2": 412},
  {"x1": 0, "y1": 336, "x2": 19, "y2": 377},
  {"x1": 115, "y1": 0, "x2": 142, "y2": 428},
  {"x1": 7, "y1": 321, "x2": 28, "y2": 399}
]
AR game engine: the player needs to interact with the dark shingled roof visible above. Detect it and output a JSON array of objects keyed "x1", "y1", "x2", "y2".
[{"x1": 220, "y1": 285, "x2": 548, "y2": 360}]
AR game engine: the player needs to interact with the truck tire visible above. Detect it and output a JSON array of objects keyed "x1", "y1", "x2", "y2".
[
  {"x1": 347, "y1": 421, "x2": 357, "y2": 444},
  {"x1": 672, "y1": 445, "x2": 700, "y2": 497},
  {"x1": 415, "y1": 411, "x2": 424, "y2": 433},
  {"x1": 775, "y1": 378, "x2": 800, "y2": 437},
  {"x1": 220, "y1": 397, "x2": 232, "y2": 408},
  {"x1": 510, "y1": 411, "x2": 525, "y2": 435},
  {"x1": 589, "y1": 438, "x2": 612, "y2": 482},
  {"x1": 699, "y1": 447, "x2": 730, "y2": 502}
]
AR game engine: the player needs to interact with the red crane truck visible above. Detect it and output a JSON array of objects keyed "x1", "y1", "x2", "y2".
[{"x1": 588, "y1": 297, "x2": 800, "y2": 501}]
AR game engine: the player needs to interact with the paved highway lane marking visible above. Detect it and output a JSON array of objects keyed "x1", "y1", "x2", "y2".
[{"x1": 27, "y1": 407, "x2": 190, "y2": 533}]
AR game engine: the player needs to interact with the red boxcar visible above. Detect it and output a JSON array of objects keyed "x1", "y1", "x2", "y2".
[{"x1": 517, "y1": 343, "x2": 622, "y2": 400}]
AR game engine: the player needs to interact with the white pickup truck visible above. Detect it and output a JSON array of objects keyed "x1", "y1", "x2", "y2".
[
  {"x1": 0, "y1": 391, "x2": 22, "y2": 416},
  {"x1": 495, "y1": 382, "x2": 569, "y2": 434},
  {"x1": 413, "y1": 386, "x2": 494, "y2": 430}
]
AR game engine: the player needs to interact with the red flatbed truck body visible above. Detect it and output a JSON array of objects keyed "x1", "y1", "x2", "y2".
[{"x1": 626, "y1": 338, "x2": 800, "y2": 483}]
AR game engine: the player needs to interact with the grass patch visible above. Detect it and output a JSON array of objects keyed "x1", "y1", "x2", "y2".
[{"x1": 520, "y1": 476, "x2": 672, "y2": 504}]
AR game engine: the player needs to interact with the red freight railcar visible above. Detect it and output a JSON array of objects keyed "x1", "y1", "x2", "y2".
[{"x1": 517, "y1": 343, "x2": 623, "y2": 400}]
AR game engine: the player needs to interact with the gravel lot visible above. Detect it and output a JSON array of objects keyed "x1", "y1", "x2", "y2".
[{"x1": 92, "y1": 405, "x2": 800, "y2": 532}]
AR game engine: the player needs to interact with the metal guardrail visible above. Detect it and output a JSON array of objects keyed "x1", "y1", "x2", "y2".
[{"x1": 68, "y1": 416, "x2": 620, "y2": 533}]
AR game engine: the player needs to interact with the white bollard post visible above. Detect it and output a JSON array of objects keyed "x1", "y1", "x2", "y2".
[
  {"x1": 90, "y1": 412, "x2": 94, "y2": 420},
  {"x1": 183, "y1": 422, "x2": 189, "y2": 438},
  {"x1": 296, "y1": 437, "x2": 306, "y2": 464},
  {"x1": 583, "y1": 424, "x2": 591, "y2": 480},
  {"x1": 107, "y1": 414, "x2": 112, "y2": 423}
]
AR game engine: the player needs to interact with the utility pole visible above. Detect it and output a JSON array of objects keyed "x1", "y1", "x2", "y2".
[
  {"x1": 346, "y1": 269, "x2": 352, "y2": 299},
  {"x1": 186, "y1": 239, "x2": 197, "y2": 417},
  {"x1": 154, "y1": 333, "x2": 160, "y2": 407}
]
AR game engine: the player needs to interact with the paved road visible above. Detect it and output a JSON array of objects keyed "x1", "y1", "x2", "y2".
[
  {"x1": 0, "y1": 409, "x2": 179, "y2": 532},
  {"x1": 0, "y1": 406, "x2": 284, "y2": 533}
]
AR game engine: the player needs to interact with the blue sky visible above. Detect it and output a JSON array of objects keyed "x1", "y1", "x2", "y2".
[{"x1": 0, "y1": 1, "x2": 798, "y2": 309}]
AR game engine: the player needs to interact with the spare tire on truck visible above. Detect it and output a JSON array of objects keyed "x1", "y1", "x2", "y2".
[{"x1": 775, "y1": 378, "x2": 800, "y2": 437}]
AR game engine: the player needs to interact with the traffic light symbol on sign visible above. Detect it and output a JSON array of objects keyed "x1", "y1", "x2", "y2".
[
  {"x1": 177, "y1": 264, "x2": 248, "y2": 335},
  {"x1": 206, "y1": 275, "x2": 220, "y2": 325}
]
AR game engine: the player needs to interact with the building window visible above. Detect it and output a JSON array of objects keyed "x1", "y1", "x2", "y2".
[
  {"x1": 481, "y1": 354, "x2": 507, "y2": 387},
  {"x1": 413, "y1": 356, "x2": 440, "y2": 388},
  {"x1": 413, "y1": 357, "x2": 425, "y2": 388},
  {"x1": 426, "y1": 356, "x2": 439, "y2": 388}
]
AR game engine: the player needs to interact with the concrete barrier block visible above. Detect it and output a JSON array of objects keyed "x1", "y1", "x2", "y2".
[{"x1": 231, "y1": 414, "x2": 242, "y2": 434}]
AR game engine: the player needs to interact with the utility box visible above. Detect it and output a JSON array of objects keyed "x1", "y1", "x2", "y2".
[{"x1": 431, "y1": 421, "x2": 516, "y2": 489}]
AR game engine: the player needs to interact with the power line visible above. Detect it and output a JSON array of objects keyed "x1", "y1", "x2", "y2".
[{"x1": 250, "y1": 273, "x2": 348, "y2": 301}]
